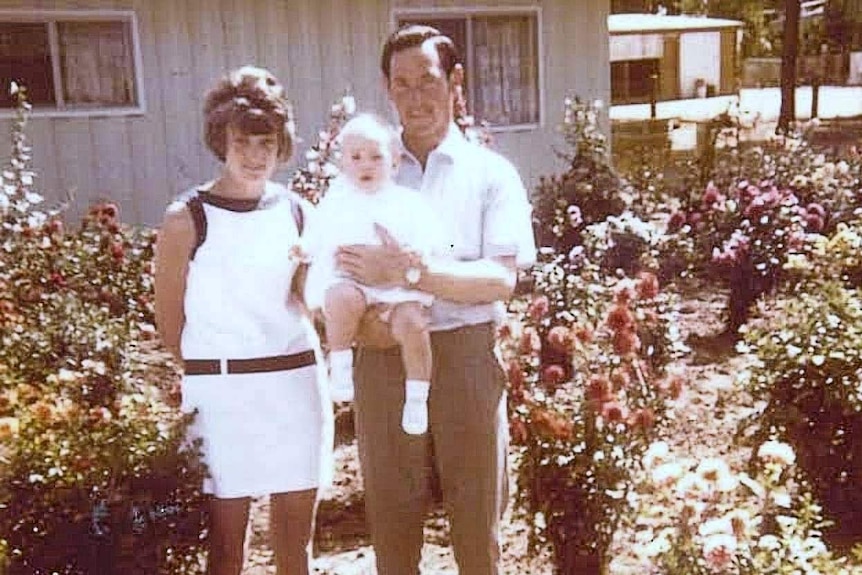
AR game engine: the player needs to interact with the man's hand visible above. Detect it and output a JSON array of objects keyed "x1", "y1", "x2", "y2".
[{"x1": 335, "y1": 224, "x2": 411, "y2": 288}]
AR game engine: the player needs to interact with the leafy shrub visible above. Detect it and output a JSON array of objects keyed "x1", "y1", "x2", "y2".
[
  {"x1": 0, "y1": 86, "x2": 206, "y2": 574},
  {"x1": 532, "y1": 97, "x2": 627, "y2": 255},
  {"x1": 737, "y1": 214, "x2": 862, "y2": 547},
  {"x1": 631, "y1": 440, "x2": 859, "y2": 574},
  {"x1": 501, "y1": 252, "x2": 687, "y2": 574}
]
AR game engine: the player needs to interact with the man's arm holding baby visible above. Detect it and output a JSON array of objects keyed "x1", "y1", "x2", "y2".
[{"x1": 337, "y1": 225, "x2": 517, "y2": 348}]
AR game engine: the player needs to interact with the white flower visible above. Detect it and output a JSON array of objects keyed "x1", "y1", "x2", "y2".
[
  {"x1": 341, "y1": 95, "x2": 356, "y2": 115},
  {"x1": 651, "y1": 461, "x2": 685, "y2": 486},
  {"x1": 642, "y1": 441, "x2": 670, "y2": 469},
  {"x1": 699, "y1": 516, "x2": 734, "y2": 537},
  {"x1": 758, "y1": 534, "x2": 781, "y2": 550},
  {"x1": 757, "y1": 440, "x2": 796, "y2": 466}
]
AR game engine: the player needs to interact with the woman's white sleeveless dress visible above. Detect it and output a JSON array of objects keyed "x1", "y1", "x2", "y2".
[{"x1": 178, "y1": 182, "x2": 332, "y2": 498}]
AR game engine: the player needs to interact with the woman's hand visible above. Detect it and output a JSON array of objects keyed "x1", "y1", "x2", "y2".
[{"x1": 335, "y1": 224, "x2": 411, "y2": 288}]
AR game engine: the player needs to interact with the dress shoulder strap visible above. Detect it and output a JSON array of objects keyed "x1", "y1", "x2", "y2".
[{"x1": 186, "y1": 194, "x2": 207, "y2": 260}]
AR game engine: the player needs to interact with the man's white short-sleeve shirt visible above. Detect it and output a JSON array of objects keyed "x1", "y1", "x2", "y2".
[{"x1": 396, "y1": 123, "x2": 537, "y2": 331}]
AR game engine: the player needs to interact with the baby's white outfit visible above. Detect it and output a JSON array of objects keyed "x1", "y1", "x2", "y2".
[
  {"x1": 302, "y1": 176, "x2": 443, "y2": 434},
  {"x1": 178, "y1": 181, "x2": 333, "y2": 498},
  {"x1": 302, "y1": 176, "x2": 444, "y2": 311}
]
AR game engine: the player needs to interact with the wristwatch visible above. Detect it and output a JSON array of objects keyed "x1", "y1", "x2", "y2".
[
  {"x1": 405, "y1": 265, "x2": 422, "y2": 286},
  {"x1": 404, "y1": 253, "x2": 424, "y2": 287}
]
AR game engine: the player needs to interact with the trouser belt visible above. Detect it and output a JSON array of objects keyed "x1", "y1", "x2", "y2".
[{"x1": 183, "y1": 350, "x2": 316, "y2": 376}]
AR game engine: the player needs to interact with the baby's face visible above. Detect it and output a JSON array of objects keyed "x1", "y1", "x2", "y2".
[{"x1": 340, "y1": 134, "x2": 392, "y2": 193}]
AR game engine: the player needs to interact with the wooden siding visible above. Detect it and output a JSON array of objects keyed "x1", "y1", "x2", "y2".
[{"x1": 0, "y1": 0, "x2": 609, "y2": 226}]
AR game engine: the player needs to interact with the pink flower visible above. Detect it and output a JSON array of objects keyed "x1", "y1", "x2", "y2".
[
  {"x1": 667, "y1": 211, "x2": 686, "y2": 232},
  {"x1": 806, "y1": 202, "x2": 826, "y2": 218},
  {"x1": 701, "y1": 183, "x2": 721, "y2": 208},
  {"x1": 702, "y1": 533, "x2": 737, "y2": 571},
  {"x1": 528, "y1": 295, "x2": 550, "y2": 320},
  {"x1": 541, "y1": 364, "x2": 566, "y2": 386}
]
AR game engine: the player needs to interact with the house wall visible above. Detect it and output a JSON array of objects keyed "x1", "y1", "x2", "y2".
[{"x1": 0, "y1": 0, "x2": 609, "y2": 226}]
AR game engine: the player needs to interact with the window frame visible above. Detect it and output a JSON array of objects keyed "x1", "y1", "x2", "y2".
[
  {"x1": 391, "y1": 6, "x2": 544, "y2": 133},
  {"x1": 0, "y1": 9, "x2": 146, "y2": 119}
]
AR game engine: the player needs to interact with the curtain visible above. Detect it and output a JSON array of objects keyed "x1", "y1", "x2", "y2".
[
  {"x1": 58, "y1": 21, "x2": 135, "y2": 106},
  {"x1": 472, "y1": 16, "x2": 539, "y2": 126}
]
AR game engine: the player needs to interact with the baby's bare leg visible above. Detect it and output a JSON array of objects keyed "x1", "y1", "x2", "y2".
[
  {"x1": 323, "y1": 282, "x2": 367, "y2": 351},
  {"x1": 390, "y1": 302, "x2": 432, "y2": 435},
  {"x1": 389, "y1": 302, "x2": 431, "y2": 381}
]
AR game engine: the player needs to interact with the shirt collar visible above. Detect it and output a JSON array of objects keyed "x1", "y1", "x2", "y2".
[{"x1": 399, "y1": 123, "x2": 469, "y2": 166}]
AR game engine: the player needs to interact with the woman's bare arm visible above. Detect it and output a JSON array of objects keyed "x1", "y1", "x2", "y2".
[{"x1": 153, "y1": 205, "x2": 195, "y2": 362}]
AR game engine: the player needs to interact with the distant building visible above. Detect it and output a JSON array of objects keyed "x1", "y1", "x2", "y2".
[{"x1": 609, "y1": 13, "x2": 743, "y2": 104}]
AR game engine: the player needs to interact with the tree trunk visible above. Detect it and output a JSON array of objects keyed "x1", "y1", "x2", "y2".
[{"x1": 778, "y1": 0, "x2": 801, "y2": 133}]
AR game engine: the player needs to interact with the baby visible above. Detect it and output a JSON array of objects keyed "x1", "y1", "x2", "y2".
[{"x1": 297, "y1": 113, "x2": 443, "y2": 435}]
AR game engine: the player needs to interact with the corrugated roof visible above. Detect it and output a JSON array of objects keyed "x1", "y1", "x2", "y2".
[{"x1": 609, "y1": 13, "x2": 744, "y2": 34}]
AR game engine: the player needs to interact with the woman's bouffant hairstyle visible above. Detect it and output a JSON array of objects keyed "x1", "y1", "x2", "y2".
[
  {"x1": 380, "y1": 24, "x2": 460, "y2": 81},
  {"x1": 203, "y1": 66, "x2": 295, "y2": 163}
]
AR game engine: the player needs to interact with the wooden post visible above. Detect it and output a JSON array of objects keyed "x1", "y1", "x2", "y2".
[
  {"x1": 811, "y1": 76, "x2": 820, "y2": 119},
  {"x1": 778, "y1": 0, "x2": 801, "y2": 133}
]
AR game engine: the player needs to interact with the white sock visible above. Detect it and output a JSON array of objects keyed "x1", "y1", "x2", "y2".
[
  {"x1": 329, "y1": 349, "x2": 355, "y2": 403},
  {"x1": 402, "y1": 379, "x2": 430, "y2": 435}
]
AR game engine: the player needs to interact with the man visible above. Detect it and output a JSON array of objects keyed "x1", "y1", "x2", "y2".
[{"x1": 335, "y1": 25, "x2": 536, "y2": 575}]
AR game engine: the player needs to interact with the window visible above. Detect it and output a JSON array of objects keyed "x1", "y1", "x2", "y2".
[
  {"x1": 0, "y1": 10, "x2": 144, "y2": 115},
  {"x1": 611, "y1": 59, "x2": 660, "y2": 104},
  {"x1": 395, "y1": 9, "x2": 541, "y2": 129}
]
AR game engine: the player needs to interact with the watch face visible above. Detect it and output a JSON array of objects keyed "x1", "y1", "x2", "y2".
[{"x1": 405, "y1": 266, "x2": 421, "y2": 285}]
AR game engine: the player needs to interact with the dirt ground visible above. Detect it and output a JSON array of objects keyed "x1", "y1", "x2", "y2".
[{"x1": 237, "y1": 280, "x2": 756, "y2": 575}]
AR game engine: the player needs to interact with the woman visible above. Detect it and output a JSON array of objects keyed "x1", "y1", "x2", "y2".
[{"x1": 154, "y1": 65, "x2": 331, "y2": 575}]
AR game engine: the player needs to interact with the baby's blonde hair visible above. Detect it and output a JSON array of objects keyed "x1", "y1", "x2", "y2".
[{"x1": 337, "y1": 113, "x2": 400, "y2": 159}]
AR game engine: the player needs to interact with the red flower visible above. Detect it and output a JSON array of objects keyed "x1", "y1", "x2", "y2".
[
  {"x1": 587, "y1": 375, "x2": 614, "y2": 404},
  {"x1": 805, "y1": 213, "x2": 824, "y2": 233},
  {"x1": 49, "y1": 272, "x2": 67, "y2": 288},
  {"x1": 547, "y1": 325, "x2": 573, "y2": 353},
  {"x1": 610, "y1": 370, "x2": 630, "y2": 392},
  {"x1": 606, "y1": 305, "x2": 634, "y2": 332},
  {"x1": 519, "y1": 328, "x2": 542, "y2": 355},
  {"x1": 574, "y1": 325, "x2": 594, "y2": 344},
  {"x1": 497, "y1": 323, "x2": 512, "y2": 340},
  {"x1": 667, "y1": 211, "x2": 686, "y2": 232},
  {"x1": 528, "y1": 295, "x2": 550, "y2": 320},
  {"x1": 110, "y1": 242, "x2": 125, "y2": 260},
  {"x1": 166, "y1": 381, "x2": 182, "y2": 409},
  {"x1": 614, "y1": 283, "x2": 636, "y2": 305},
  {"x1": 507, "y1": 361, "x2": 524, "y2": 389},
  {"x1": 636, "y1": 271, "x2": 660, "y2": 300},
  {"x1": 532, "y1": 408, "x2": 573, "y2": 440},
  {"x1": 541, "y1": 364, "x2": 566, "y2": 386},
  {"x1": 509, "y1": 418, "x2": 528, "y2": 443},
  {"x1": 44, "y1": 219, "x2": 64, "y2": 237},
  {"x1": 806, "y1": 202, "x2": 826, "y2": 218},
  {"x1": 601, "y1": 401, "x2": 629, "y2": 423},
  {"x1": 628, "y1": 407, "x2": 656, "y2": 430},
  {"x1": 613, "y1": 328, "x2": 641, "y2": 356}
]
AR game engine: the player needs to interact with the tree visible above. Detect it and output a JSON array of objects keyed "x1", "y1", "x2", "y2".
[{"x1": 778, "y1": 0, "x2": 801, "y2": 133}]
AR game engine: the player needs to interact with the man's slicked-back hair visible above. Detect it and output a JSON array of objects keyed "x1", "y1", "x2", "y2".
[{"x1": 380, "y1": 24, "x2": 460, "y2": 81}]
